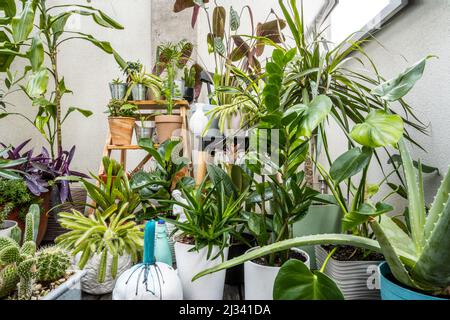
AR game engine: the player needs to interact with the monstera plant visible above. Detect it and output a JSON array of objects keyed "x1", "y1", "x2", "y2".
[{"x1": 0, "y1": 0, "x2": 125, "y2": 157}]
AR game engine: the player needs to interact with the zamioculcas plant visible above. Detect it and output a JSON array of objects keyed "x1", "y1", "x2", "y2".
[{"x1": 0, "y1": 0, "x2": 126, "y2": 157}]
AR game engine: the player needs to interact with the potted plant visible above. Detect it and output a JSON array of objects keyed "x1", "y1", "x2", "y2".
[
  {"x1": 0, "y1": 140, "x2": 88, "y2": 243},
  {"x1": 0, "y1": 179, "x2": 39, "y2": 238},
  {"x1": 109, "y1": 78, "x2": 127, "y2": 100},
  {"x1": 106, "y1": 99, "x2": 138, "y2": 146},
  {"x1": 131, "y1": 139, "x2": 190, "y2": 220},
  {"x1": 182, "y1": 66, "x2": 196, "y2": 103},
  {"x1": 154, "y1": 41, "x2": 189, "y2": 143},
  {"x1": 162, "y1": 165, "x2": 247, "y2": 300},
  {"x1": 99, "y1": 157, "x2": 131, "y2": 184},
  {"x1": 127, "y1": 65, "x2": 162, "y2": 101},
  {"x1": 56, "y1": 165, "x2": 142, "y2": 295}
]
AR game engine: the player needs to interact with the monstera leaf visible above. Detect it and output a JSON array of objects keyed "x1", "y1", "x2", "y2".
[
  {"x1": 274, "y1": 260, "x2": 344, "y2": 300},
  {"x1": 372, "y1": 56, "x2": 435, "y2": 101},
  {"x1": 350, "y1": 110, "x2": 404, "y2": 148}
]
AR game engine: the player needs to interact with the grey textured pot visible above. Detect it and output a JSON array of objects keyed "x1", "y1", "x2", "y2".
[
  {"x1": 42, "y1": 270, "x2": 87, "y2": 300},
  {"x1": 316, "y1": 246, "x2": 381, "y2": 300},
  {"x1": 109, "y1": 83, "x2": 127, "y2": 100},
  {"x1": 293, "y1": 196, "x2": 343, "y2": 269},
  {"x1": 132, "y1": 84, "x2": 147, "y2": 101},
  {"x1": 74, "y1": 253, "x2": 132, "y2": 295}
]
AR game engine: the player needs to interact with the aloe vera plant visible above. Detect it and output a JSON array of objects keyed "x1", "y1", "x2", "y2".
[{"x1": 193, "y1": 137, "x2": 450, "y2": 296}]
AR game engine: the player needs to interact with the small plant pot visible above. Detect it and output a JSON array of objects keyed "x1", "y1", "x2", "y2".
[
  {"x1": 109, "y1": 83, "x2": 127, "y2": 100},
  {"x1": 244, "y1": 247, "x2": 310, "y2": 300},
  {"x1": 131, "y1": 84, "x2": 147, "y2": 101},
  {"x1": 74, "y1": 253, "x2": 132, "y2": 295},
  {"x1": 155, "y1": 115, "x2": 183, "y2": 144},
  {"x1": 135, "y1": 123, "x2": 155, "y2": 143},
  {"x1": 379, "y1": 262, "x2": 448, "y2": 300},
  {"x1": 184, "y1": 87, "x2": 194, "y2": 104},
  {"x1": 0, "y1": 220, "x2": 17, "y2": 238},
  {"x1": 316, "y1": 246, "x2": 382, "y2": 300},
  {"x1": 42, "y1": 270, "x2": 87, "y2": 300},
  {"x1": 108, "y1": 117, "x2": 136, "y2": 146},
  {"x1": 174, "y1": 241, "x2": 229, "y2": 300}
]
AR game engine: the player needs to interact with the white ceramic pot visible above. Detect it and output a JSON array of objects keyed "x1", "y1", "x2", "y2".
[
  {"x1": 244, "y1": 247, "x2": 310, "y2": 300},
  {"x1": 175, "y1": 241, "x2": 229, "y2": 300},
  {"x1": 112, "y1": 262, "x2": 183, "y2": 300},
  {"x1": 0, "y1": 220, "x2": 17, "y2": 238},
  {"x1": 74, "y1": 253, "x2": 132, "y2": 295},
  {"x1": 223, "y1": 112, "x2": 242, "y2": 137}
]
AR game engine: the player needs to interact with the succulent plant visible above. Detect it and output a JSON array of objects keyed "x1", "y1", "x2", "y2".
[
  {"x1": 36, "y1": 246, "x2": 71, "y2": 283},
  {"x1": 0, "y1": 205, "x2": 40, "y2": 299}
]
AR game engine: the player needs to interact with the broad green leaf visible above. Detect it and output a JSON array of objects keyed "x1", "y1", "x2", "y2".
[
  {"x1": 343, "y1": 202, "x2": 393, "y2": 231},
  {"x1": 0, "y1": 0, "x2": 16, "y2": 25},
  {"x1": 330, "y1": 147, "x2": 372, "y2": 184},
  {"x1": 299, "y1": 95, "x2": 333, "y2": 138},
  {"x1": 388, "y1": 154, "x2": 439, "y2": 175},
  {"x1": 350, "y1": 110, "x2": 404, "y2": 148},
  {"x1": 372, "y1": 56, "x2": 435, "y2": 101},
  {"x1": 26, "y1": 69, "x2": 49, "y2": 98},
  {"x1": 66, "y1": 107, "x2": 93, "y2": 118},
  {"x1": 12, "y1": 1, "x2": 35, "y2": 43},
  {"x1": 27, "y1": 35, "x2": 44, "y2": 72},
  {"x1": 274, "y1": 260, "x2": 344, "y2": 300}
]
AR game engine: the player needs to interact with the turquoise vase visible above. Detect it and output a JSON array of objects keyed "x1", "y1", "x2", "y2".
[
  {"x1": 154, "y1": 220, "x2": 173, "y2": 266},
  {"x1": 379, "y1": 262, "x2": 447, "y2": 300}
]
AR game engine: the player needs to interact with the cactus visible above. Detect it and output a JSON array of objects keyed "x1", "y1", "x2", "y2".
[
  {"x1": 0, "y1": 205, "x2": 39, "y2": 299},
  {"x1": 36, "y1": 246, "x2": 71, "y2": 282}
]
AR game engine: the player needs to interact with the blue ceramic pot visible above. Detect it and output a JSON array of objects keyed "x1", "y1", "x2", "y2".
[{"x1": 379, "y1": 262, "x2": 447, "y2": 300}]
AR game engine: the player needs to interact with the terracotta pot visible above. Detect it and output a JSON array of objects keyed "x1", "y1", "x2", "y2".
[
  {"x1": 6, "y1": 191, "x2": 50, "y2": 245},
  {"x1": 155, "y1": 115, "x2": 183, "y2": 143},
  {"x1": 108, "y1": 117, "x2": 136, "y2": 146}
]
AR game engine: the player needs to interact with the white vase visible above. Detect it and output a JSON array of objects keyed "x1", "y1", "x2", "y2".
[
  {"x1": 223, "y1": 112, "x2": 242, "y2": 137},
  {"x1": 74, "y1": 253, "x2": 132, "y2": 295},
  {"x1": 175, "y1": 241, "x2": 229, "y2": 300},
  {"x1": 189, "y1": 103, "x2": 210, "y2": 136},
  {"x1": 244, "y1": 247, "x2": 310, "y2": 300},
  {"x1": 112, "y1": 262, "x2": 183, "y2": 300},
  {"x1": 0, "y1": 220, "x2": 17, "y2": 238}
]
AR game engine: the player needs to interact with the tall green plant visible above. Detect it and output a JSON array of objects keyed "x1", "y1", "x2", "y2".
[{"x1": 0, "y1": 0, "x2": 125, "y2": 157}]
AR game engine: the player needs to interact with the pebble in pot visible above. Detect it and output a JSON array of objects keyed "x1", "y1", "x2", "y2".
[{"x1": 112, "y1": 220, "x2": 183, "y2": 300}]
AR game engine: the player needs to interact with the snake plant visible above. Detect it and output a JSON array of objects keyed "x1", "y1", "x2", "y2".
[{"x1": 193, "y1": 138, "x2": 450, "y2": 296}]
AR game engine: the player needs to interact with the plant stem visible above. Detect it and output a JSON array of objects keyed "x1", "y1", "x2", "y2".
[{"x1": 320, "y1": 247, "x2": 337, "y2": 273}]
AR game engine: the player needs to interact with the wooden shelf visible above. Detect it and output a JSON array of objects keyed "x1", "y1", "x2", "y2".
[
  {"x1": 130, "y1": 100, "x2": 190, "y2": 110},
  {"x1": 107, "y1": 145, "x2": 141, "y2": 150}
]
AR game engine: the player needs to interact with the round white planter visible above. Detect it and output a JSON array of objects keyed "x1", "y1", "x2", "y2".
[
  {"x1": 0, "y1": 220, "x2": 17, "y2": 238},
  {"x1": 244, "y1": 247, "x2": 310, "y2": 300},
  {"x1": 175, "y1": 241, "x2": 229, "y2": 300},
  {"x1": 74, "y1": 253, "x2": 132, "y2": 295}
]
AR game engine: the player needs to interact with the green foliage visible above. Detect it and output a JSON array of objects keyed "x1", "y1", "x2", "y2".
[
  {"x1": 0, "y1": 206, "x2": 39, "y2": 299},
  {"x1": 273, "y1": 259, "x2": 344, "y2": 300},
  {"x1": 0, "y1": 147, "x2": 27, "y2": 180},
  {"x1": 36, "y1": 246, "x2": 71, "y2": 283},
  {"x1": 163, "y1": 165, "x2": 248, "y2": 260},
  {"x1": 56, "y1": 206, "x2": 143, "y2": 283},
  {"x1": 350, "y1": 110, "x2": 405, "y2": 148},
  {"x1": 131, "y1": 139, "x2": 190, "y2": 221},
  {"x1": 182, "y1": 66, "x2": 196, "y2": 88},
  {"x1": 106, "y1": 99, "x2": 137, "y2": 118},
  {"x1": 0, "y1": 179, "x2": 39, "y2": 223},
  {"x1": 0, "y1": 0, "x2": 125, "y2": 156}
]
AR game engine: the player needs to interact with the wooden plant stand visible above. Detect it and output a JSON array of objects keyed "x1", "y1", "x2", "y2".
[{"x1": 98, "y1": 100, "x2": 192, "y2": 177}]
